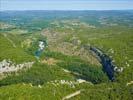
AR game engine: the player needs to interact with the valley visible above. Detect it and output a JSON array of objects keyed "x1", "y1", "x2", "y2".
[{"x1": 0, "y1": 10, "x2": 133, "y2": 100}]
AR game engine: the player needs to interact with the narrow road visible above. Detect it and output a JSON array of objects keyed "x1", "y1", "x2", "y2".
[{"x1": 62, "y1": 89, "x2": 84, "y2": 100}]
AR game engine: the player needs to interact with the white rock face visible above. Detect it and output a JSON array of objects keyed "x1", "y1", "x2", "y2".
[
  {"x1": 114, "y1": 67, "x2": 124, "y2": 72},
  {"x1": 108, "y1": 48, "x2": 114, "y2": 54},
  {"x1": 114, "y1": 67, "x2": 117, "y2": 71},
  {"x1": 47, "y1": 79, "x2": 92, "y2": 88},
  {"x1": 77, "y1": 79, "x2": 86, "y2": 83},
  {"x1": 0, "y1": 59, "x2": 34, "y2": 74},
  {"x1": 62, "y1": 69, "x2": 70, "y2": 73},
  {"x1": 38, "y1": 85, "x2": 42, "y2": 88}
]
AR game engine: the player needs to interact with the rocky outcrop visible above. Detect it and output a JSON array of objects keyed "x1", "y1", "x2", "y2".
[
  {"x1": 0, "y1": 59, "x2": 34, "y2": 74},
  {"x1": 47, "y1": 79, "x2": 92, "y2": 88}
]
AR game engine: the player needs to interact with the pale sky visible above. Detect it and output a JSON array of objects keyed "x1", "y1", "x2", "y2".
[{"x1": 0, "y1": 0, "x2": 133, "y2": 11}]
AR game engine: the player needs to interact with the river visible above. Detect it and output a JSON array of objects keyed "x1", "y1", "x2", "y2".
[{"x1": 89, "y1": 46, "x2": 115, "y2": 81}]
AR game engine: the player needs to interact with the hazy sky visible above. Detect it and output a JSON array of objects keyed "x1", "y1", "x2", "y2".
[{"x1": 0, "y1": 0, "x2": 133, "y2": 11}]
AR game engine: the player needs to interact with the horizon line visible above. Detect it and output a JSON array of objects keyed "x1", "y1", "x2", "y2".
[{"x1": 1, "y1": 9, "x2": 133, "y2": 12}]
